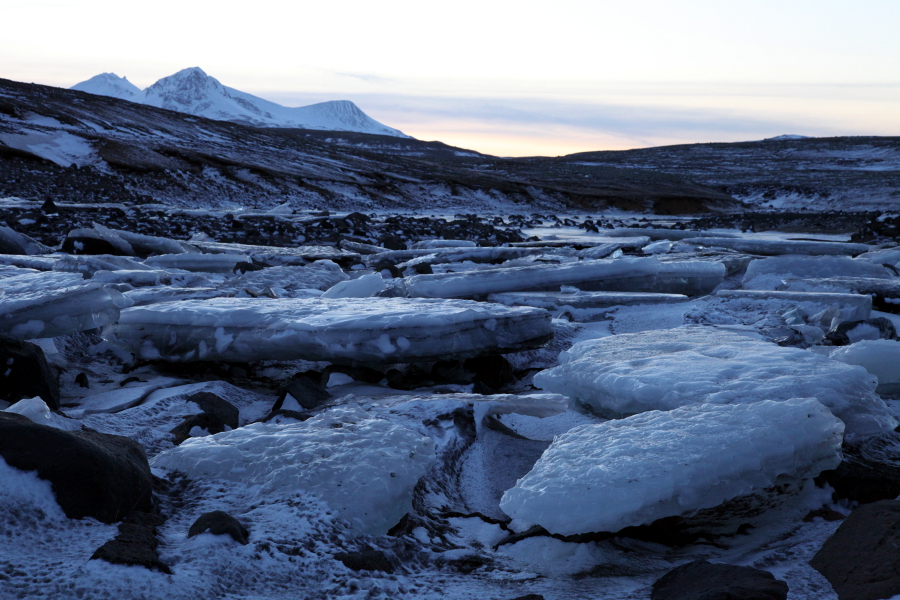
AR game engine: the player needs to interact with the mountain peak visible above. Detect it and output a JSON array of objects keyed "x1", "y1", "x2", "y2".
[{"x1": 70, "y1": 68, "x2": 409, "y2": 138}]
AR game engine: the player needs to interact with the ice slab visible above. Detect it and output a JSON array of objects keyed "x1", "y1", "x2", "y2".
[
  {"x1": 397, "y1": 247, "x2": 576, "y2": 269},
  {"x1": 743, "y1": 256, "x2": 893, "y2": 290},
  {"x1": 228, "y1": 261, "x2": 348, "y2": 293},
  {"x1": 534, "y1": 326, "x2": 895, "y2": 439},
  {"x1": 608, "y1": 228, "x2": 739, "y2": 241},
  {"x1": 91, "y1": 269, "x2": 212, "y2": 288},
  {"x1": 144, "y1": 253, "x2": 252, "y2": 273},
  {"x1": 4, "y1": 397, "x2": 82, "y2": 431},
  {"x1": 122, "y1": 287, "x2": 223, "y2": 306},
  {"x1": 780, "y1": 277, "x2": 900, "y2": 314},
  {"x1": 109, "y1": 297, "x2": 552, "y2": 365},
  {"x1": 577, "y1": 261, "x2": 725, "y2": 296},
  {"x1": 0, "y1": 272, "x2": 130, "y2": 338},
  {"x1": 54, "y1": 254, "x2": 152, "y2": 277},
  {"x1": 0, "y1": 226, "x2": 50, "y2": 255},
  {"x1": 0, "y1": 254, "x2": 58, "y2": 270},
  {"x1": 321, "y1": 272, "x2": 386, "y2": 298},
  {"x1": 513, "y1": 236, "x2": 651, "y2": 249},
  {"x1": 96, "y1": 225, "x2": 194, "y2": 256},
  {"x1": 487, "y1": 291, "x2": 689, "y2": 322},
  {"x1": 151, "y1": 405, "x2": 435, "y2": 535},
  {"x1": 717, "y1": 290, "x2": 872, "y2": 322},
  {"x1": 499, "y1": 398, "x2": 843, "y2": 535},
  {"x1": 192, "y1": 241, "x2": 360, "y2": 267},
  {"x1": 65, "y1": 226, "x2": 135, "y2": 255},
  {"x1": 339, "y1": 239, "x2": 387, "y2": 255},
  {"x1": 685, "y1": 237, "x2": 872, "y2": 256},
  {"x1": 412, "y1": 240, "x2": 477, "y2": 249},
  {"x1": 829, "y1": 340, "x2": 900, "y2": 395},
  {"x1": 387, "y1": 257, "x2": 663, "y2": 299}
]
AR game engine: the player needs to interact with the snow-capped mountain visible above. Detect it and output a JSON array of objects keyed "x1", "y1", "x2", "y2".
[
  {"x1": 70, "y1": 73, "x2": 142, "y2": 101},
  {"x1": 71, "y1": 67, "x2": 409, "y2": 138}
]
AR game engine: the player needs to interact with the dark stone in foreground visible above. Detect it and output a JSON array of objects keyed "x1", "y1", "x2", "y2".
[
  {"x1": 817, "y1": 433, "x2": 900, "y2": 504},
  {"x1": 91, "y1": 511, "x2": 170, "y2": 573},
  {"x1": 188, "y1": 510, "x2": 249, "y2": 545},
  {"x1": 0, "y1": 413, "x2": 153, "y2": 523},
  {"x1": 0, "y1": 336, "x2": 60, "y2": 410},
  {"x1": 810, "y1": 500, "x2": 900, "y2": 600},
  {"x1": 274, "y1": 371, "x2": 329, "y2": 411},
  {"x1": 334, "y1": 548, "x2": 394, "y2": 573},
  {"x1": 826, "y1": 317, "x2": 897, "y2": 346},
  {"x1": 652, "y1": 560, "x2": 788, "y2": 600},
  {"x1": 186, "y1": 391, "x2": 239, "y2": 429}
]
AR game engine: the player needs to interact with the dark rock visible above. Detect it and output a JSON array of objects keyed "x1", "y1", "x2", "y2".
[
  {"x1": 817, "y1": 433, "x2": 900, "y2": 504},
  {"x1": 652, "y1": 560, "x2": 788, "y2": 600},
  {"x1": 322, "y1": 364, "x2": 384, "y2": 384},
  {"x1": 511, "y1": 595, "x2": 545, "y2": 600},
  {"x1": 803, "y1": 508, "x2": 845, "y2": 522},
  {"x1": 75, "y1": 372, "x2": 90, "y2": 389},
  {"x1": 91, "y1": 511, "x2": 170, "y2": 573},
  {"x1": 274, "y1": 371, "x2": 329, "y2": 411},
  {"x1": 0, "y1": 412, "x2": 153, "y2": 523},
  {"x1": 185, "y1": 392, "x2": 239, "y2": 429},
  {"x1": 810, "y1": 500, "x2": 900, "y2": 600},
  {"x1": 259, "y1": 408, "x2": 312, "y2": 423},
  {"x1": 0, "y1": 336, "x2": 60, "y2": 410},
  {"x1": 40, "y1": 198, "x2": 58, "y2": 213},
  {"x1": 61, "y1": 235, "x2": 126, "y2": 255},
  {"x1": 465, "y1": 354, "x2": 516, "y2": 390},
  {"x1": 826, "y1": 317, "x2": 897, "y2": 346},
  {"x1": 169, "y1": 412, "x2": 228, "y2": 445},
  {"x1": 188, "y1": 510, "x2": 249, "y2": 545},
  {"x1": 334, "y1": 548, "x2": 394, "y2": 573}
]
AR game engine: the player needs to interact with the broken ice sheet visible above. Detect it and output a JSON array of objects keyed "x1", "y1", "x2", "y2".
[
  {"x1": 534, "y1": 325, "x2": 896, "y2": 439},
  {"x1": 500, "y1": 398, "x2": 843, "y2": 535},
  {"x1": 108, "y1": 297, "x2": 552, "y2": 365}
]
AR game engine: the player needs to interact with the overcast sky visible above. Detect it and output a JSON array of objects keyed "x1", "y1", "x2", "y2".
[{"x1": 3, "y1": 0, "x2": 899, "y2": 156}]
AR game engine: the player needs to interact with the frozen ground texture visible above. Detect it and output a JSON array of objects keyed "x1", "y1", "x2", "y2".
[
  {"x1": 535, "y1": 326, "x2": 896, "y2": 439},
  {"x1": 500, "y1": 398, "x2": 844, "y2": 535}
]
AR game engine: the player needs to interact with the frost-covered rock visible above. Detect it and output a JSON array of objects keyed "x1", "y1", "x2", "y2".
[
  {"x1": 499, "y1": 398, "x2": 843, "y2": 535},
  {"x1": 534, "y1": 326, "x2": 895, "y2": 439},
  {"x1": 3, "y1": 396, "x2": 81, "y2": 431},
  {"x1": 743, "y1": 256, "x2": 893, "y2": 290},
  {"x1": 109, "y1": 297, "x2": 551, "y2": 365},
  {"x1": 0, "y1": 225, "x2": 51, "y2": 255},
  {"x1": 151, "y1": 405, "x2": 435, "y2": 535},
  {"x1": 0, "y1": 272, "x2": 130, "y2": 338}
]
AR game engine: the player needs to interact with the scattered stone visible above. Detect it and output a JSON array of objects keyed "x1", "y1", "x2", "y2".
[
  {"x1": 91, "y1": 511, "x2": 170, "y2": 573},
  {"x1": 274, "y1": 371, "x2": 329, "y2": 411},
  {"x1": 810, "y1": 500, "x2": 900, "y2": 600},
  {"x1": 0, "y1": 336, "x2": 60, "y2": 409},
  {"x1": 188, "y1": 510, "x2": 250, "y2": 545},
  {"x1": 334, "y1": 548, "x2": 394, "y2": 573},
  {"x1": 465, "y1": 354, "x2": 516, "y2": 390},
  {"x1": 651, "y1": 560, "x2": 788, "y2": 600},
  {"x1": 826, "y1": 317, "x2": 897, "y2": 346},
  {"x1": 0, "y1": 412, "x2": 153, "y2": 523}
]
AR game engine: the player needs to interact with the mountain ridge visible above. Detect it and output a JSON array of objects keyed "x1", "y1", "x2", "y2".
[{"x1": 71, "y1": 67, "x2": 409, "y2": 138}]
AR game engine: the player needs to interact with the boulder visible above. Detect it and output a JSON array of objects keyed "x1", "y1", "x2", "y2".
[
  {"x1": 91, "y1": 511, "x2": 169, "y2": 573},
  {"x1": 652, "y1": 560, "x2": 788, "y2": 600},
  {"x1": 334, "y1": 548, "x2": 394, "y2": 573},
  {"x1": 188, "y1": 510, "x2": 249, "y2": 545},
  {"x1": 0, "y1": 412, "x2": 153, "y2": 523},
  {"x1": 810, "y1": 500, "x2": 900, "y2": 600},
  {"x1": 0, "y1": 336, "x2": 60, "y2": 410}
]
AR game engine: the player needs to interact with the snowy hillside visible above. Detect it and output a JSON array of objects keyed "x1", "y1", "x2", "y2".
[{"x1": 72, "y1": 67, "x2": 409, "y2": 138}]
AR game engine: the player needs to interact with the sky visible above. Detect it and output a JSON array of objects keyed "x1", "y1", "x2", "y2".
[{"x1": 2, "y1": 0, "x2": 899, "y2": 156}]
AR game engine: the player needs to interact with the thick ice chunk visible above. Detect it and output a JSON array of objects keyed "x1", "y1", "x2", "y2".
[
  {"x1": 144, "y1": 253, "x2": 251, "y2": 273},
  {"x1": 499, "y1": 398, "x2": 843, "y2": 535},
  {"x1": 122, "y1": 287, "x2": 223, "y2": 306},
  {"x1": 830, "y1": 340, "x2": 900, "y2": 394},
  {"x1": 579, "y1": 261, "x2": 725, "y2": 296},
  {"x1": 780, "y1": 277, "x2": 900, "y2": 314},
  {"x1": 743, "y1": 256, "x2": 893, "y2": 290},
  {"x1": 534, "y1": 326, "x2": 895, "y2": 439},
  {"x1": 412, "y1": 240, "x2": 477, "y2": 249},
  {"x1": 487, "y1": 291, "x2": 689, "y2": 322},
  {"x1": 229, "y1": 261, "x2": 348, "y2": 293},
  {"x1": 109, "y1": 297, "x2": 552, "y2": 365},
  {"x1": 717, "y1": 290, "x2": 872, "y2": 322},
  {"x1": 0, "y1": 254, "x2": 58, "y2": 270},
  {"x1": 0, "y1": 272, "x2": 130, "y2": 338},
  {"x1": 321, "y1": 272, "x2": 386, "y2": 298},
  {"x1": 686, "y1": 237, "x2": 871, "y2": 256},
  {"x1": 97, "y1": 225, "x2": 194, "y2": 256},
  {"x1": 0, "y1": 226, "x2": 50, "y2": 255},
  {"x1": 389, "y1": 258, "x2": 663, "y2": 299},
  {"x1": 514, "y1": 236, "x2": 652, "y2": 249},
  {"x1": 192, "y1": 241, "x2": 360, "y2": 268},
  {"x1": 64, "y1": 226, "x2": 135, "y2": 255},
  {"x1": 151, "y1": 405, "x2": 435, "y2": 535},
  {"x1": 54, "y1": 254, "x2": 152, "y2": 277},
  {"x1": 608, "y1": 228, "x2": 739, "y2": 241}
]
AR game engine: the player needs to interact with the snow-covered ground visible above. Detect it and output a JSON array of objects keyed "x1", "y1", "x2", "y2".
[{"x1": 2, "y1": 214, "x2": 900, "y2": 600}]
